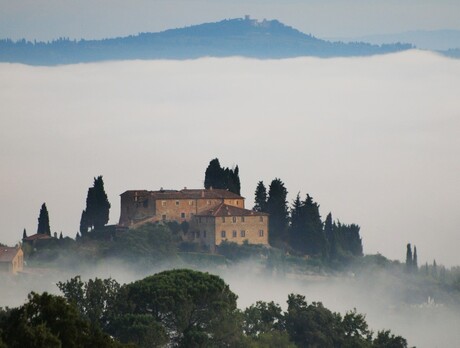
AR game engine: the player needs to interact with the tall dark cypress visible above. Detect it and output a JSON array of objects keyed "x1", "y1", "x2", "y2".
[
  {"x1": 83, "y1": 176, "x2": 111, "y2": 230},
  {"x1": 413, "y1": 246, "x2": 418, "y2": 272},
  {"x1": 253, "y1": 181, "x2": 267, "y2": 212},
  {"x1": 22, "y1": 228, "x2": 27, "y2": 239},
  {"x1": 37, "y1": 203, "x2": 51, "y2": 235},
  {"x1": 266, "y1": 178, "x2": 289, "y2": 244},
  {"x1": 405, "y1": 243, "x2": 413, "y2": 273}
]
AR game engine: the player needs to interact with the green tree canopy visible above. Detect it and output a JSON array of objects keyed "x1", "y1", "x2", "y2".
[
  {"x1": 117, "y1": 269, "x2": 242, "y2": 347},
  {"x1": 0, "y1": 292, "x2": 121, "y2": 348},
  {"x1": 37, "y1": 203, "x2": 51, "y2": 236}
]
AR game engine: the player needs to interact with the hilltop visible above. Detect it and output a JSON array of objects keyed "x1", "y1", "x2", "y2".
[{"x1": 0, "y1": 16, "x2": 412, "y2": 65}]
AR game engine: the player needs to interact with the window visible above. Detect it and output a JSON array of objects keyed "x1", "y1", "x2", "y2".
[
  {"x1": 259, "y1": 230, "x2": 264, "y2": 237},
  {"x1": 189, "y1": 200, "x2": 194, "y2": 205},
  {"x1": 198, "y1": 217, "x2": 202, "y2": 223},
  {"x1": 143, "y1": 199, "x2": 149, "y2": 208},
  {"x1": 222, "y1": 217, "x2": 226, "y2": 223},
  {"x1": 232, "y1": 216, "x2": 237, "y2": 223},
  {"x1": 162, "y1": 215, "x2": 166, "y2": 221},
  {"x1": 259, "y1": 216, "x2": 264, "y2": 222},
  {"x1": 232, "y1": 230, "x2": 237, "y2": 238},
  {"x1": 181, "y1": 212, "x2": 186, "y2": 219},
  {"x1": 161, "y1": 201, "x2": 166, "y2": 207},
  {"x1": 241, "y1": 216, "x2": 245, "y2": 222},
  {"x1": 236, "y1": 201, "x2": 239, "y2": 205},
  {"x1": 240, "y1": 230, "x2": 246, "y2": 237},
  {"x1": 203, "y1": 231, "x2": 207, "y2": 238},
  {"x1": 221, "y1": 230, "x2": 226, "y2": 238},
  {"x1": 175, "y1": 200, "x2": 180, "y2": 206},
  {"x1": 197, "y1": 231, "x2": 200, "y2": 238}
]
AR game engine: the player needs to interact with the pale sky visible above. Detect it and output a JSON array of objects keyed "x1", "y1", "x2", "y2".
[
  {"x1": 1, "y1": 0, "x2": 460, "y2": 41},
  {"x1": 1, "y1": 51, "x2": 460, "y2": 267}
]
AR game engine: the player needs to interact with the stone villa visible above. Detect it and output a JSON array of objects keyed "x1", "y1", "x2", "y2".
[{"x1": 119, "y1": 188, "x2": 269, "y2": 251}]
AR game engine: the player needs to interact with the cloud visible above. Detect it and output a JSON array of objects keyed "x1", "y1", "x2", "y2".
[{"x1": 1, "y1": 50, "x2": 460, "y2": 267}]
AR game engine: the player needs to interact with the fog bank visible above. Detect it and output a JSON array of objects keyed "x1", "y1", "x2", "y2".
[{"x1": 1, "y1": 50, "x2": 460, "y2": 266}]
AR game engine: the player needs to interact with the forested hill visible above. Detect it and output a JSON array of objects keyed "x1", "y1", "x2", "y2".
[{"x1": 0, "y1": 17, "x2": 413, "y2": 65}]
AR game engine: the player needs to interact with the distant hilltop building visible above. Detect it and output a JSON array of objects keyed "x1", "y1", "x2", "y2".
[{"x1": 119, "y1": 188, "x2": 269, "y2": 251}]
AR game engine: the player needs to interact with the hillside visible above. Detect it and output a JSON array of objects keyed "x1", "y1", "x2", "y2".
[{"x1": 0, "y1": 17, "x2": 413, "y2": 65}]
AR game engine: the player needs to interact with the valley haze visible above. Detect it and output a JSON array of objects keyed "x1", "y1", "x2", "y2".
[{"x1": 1, "y1": 50, "x2": 459, "y2": 267}]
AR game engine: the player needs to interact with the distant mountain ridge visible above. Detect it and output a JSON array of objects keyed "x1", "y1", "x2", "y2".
[{"x1": 0, "y1": 17, "x2": 413, "y2": 65}]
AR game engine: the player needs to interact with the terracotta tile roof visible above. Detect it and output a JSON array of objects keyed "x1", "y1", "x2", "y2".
[
  {"x1": 121, "y1": 188, "x2": 244, "y2": 200},
  {"x1": 0, "y1": 247, "x2": 20, "y2": 262},
  {"x1": 23, "y1": 233, "x2": 53, "y2": 241},
  {"x1": 196, "y1": 203, "x2": 269, "y2": 217}
]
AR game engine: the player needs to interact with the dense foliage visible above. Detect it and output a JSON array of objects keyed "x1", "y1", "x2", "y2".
[
  {"x1": 80, "y1": 176, "x2": 111, "y2": 233},
  {"x1": 204, "y1": 158, "x2": 241, "y2": 195},
  {"x1": 0, "y1": 270, "x2": 410, "y2": 347},
  {"x1": 36, "y1": 203, "x2": 51, "y2": 235}
]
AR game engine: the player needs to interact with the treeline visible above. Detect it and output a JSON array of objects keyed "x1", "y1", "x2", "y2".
[
  {"x1": 0, "y1": 269, "x2": 409, "y2": 347},
  {"x1": 253, "y1": 178, "x2": 362, "y2": 262}
]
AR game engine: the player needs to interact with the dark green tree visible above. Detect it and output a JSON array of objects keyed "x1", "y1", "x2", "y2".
[
  {"x1": 413, "y1": 246, "x2": 418, "y2": 272},
  {"x1": 22, "y1": 228, "x2": 27, "y2": 239},
  {"x1": 324, "y1": 213, "x2": 337, "y2": 260},
  {"x1": 373, "y1": 330, "x2": 408, "y2": 348},
  {"x1": 243, "y1": 301, "x2": 285, "y2": 337},
  {"x1": 117, "y1": 269, "x2": 242, "y2": 347},
  {"x1": 289, "y1": 194, "x2": 326, "y2": 256},
  {"x1": 57, "y1": 276, "x2": 121, "y2": 330},
  {"x1": 405, "y1": 244, "x2": 413, "y2": 273},
  {"x1": 204, "y1": 158, "x2": 225, "y2": 189},
  {"x1": 82, "y1": 176, "x2": 111, "y2": 230},
  {"x1": 266, "y1": 178, "x2": 289, "y2": 244},
  {"x1": 59, "y1": 232, "x2": 63, "y2": 240},
  {"x1": 302, "y1": 194, "x2": 325, "y2": 256},
  {"x1": 334, "y1": 222, "x2": 363, "y2": 257},
  {"x1": 0, "y1": 292, "x2": 121, "y2": 348},
  {"x1": 79, "y1": 209, "x2": 89, "y2": 235},
  {"x1": 204, "y1": 158, "x2": 241, "y2": 194},
  {"x1": 37, "y1": 203, "x2": 51, "y2": 236},
  {"x1": 253, "y1": 181, "x2": 267, "y2": 212}
]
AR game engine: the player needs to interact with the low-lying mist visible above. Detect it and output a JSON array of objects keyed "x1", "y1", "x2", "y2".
[
  {"x1": 2, "y1": 51, "x2": 460, "y2": 267},
  {"x1": 2, "y1": 258, "x2": 459, "y2": 347}
]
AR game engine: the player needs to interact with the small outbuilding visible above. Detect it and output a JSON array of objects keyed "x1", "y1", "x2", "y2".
[{"x1": 0, "y1": 246, "x2": 24, "y2": 274}]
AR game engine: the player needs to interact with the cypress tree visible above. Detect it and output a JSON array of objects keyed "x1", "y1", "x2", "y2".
[
  {"x1": 79, "y1": 209, "x2": 89, "y2": 234},
  {"x1": 204, "y1": 158, "x2": 225, "y2": 189},
  {"x1": 204, "y1": 158, "x2": 241, "y2": 194},
  {"x1": 289, "y1": 193, "x2": 304, "y2": 250},
  {"x1": 324, "y1": 213, "x2": 336, "y2": 260},
  {"x1": 266, "y1": 178, "x2": 289, "y2": 244},
  {"x1": 37, "y1": 203, "x2": 51, "y2": 235},
  {"x1": 432, "y1": 260, "x2": 438, "y2": 278},
  {"x1": 253, "y1": 181, "x2": 267, "y2": 212},
  {"x1": 405, "y1": 243, "x2": 413, "y2": 273},
  {"x1": 59, "y1": 232, "x2": 63, "y2": 240},
  {"x1": 413, "y1": 246, "x2": 418, "y2": 272},
  {"x1": 22, "y1": 228, "x2": 27, "y2": 239},
  {"x1": 83, "y1": 176, "x2": 111, "y2": 230},
  {"x1": 303, "y1": 194, "x2": 325, "y2": 256}
]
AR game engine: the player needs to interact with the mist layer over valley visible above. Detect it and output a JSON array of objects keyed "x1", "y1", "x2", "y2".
[{"x1": 1, "y1": 50, "x2": 459, "y2": 266}]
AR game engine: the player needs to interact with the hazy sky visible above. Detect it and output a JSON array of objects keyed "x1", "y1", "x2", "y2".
[
  {"x1": 1, "y1": 0, "x2": 460, "y2": 41},
  {"x1": 1, "y1": 51, "x2": 459, "y2": 267}
]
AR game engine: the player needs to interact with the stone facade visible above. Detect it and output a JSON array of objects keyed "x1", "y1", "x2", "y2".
[
  {"x1": 190, "y1": 203, "x2": 269, "y2": 252},
  {"x1": 119, "y1": 188, "x2": 269, "y2": 250},
  {"x1": 0, "y1": 246, "x2": 24, "y2": 274},
  {"x1": 119, "y1": 188, "x2": 244, "y2": 227}
]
